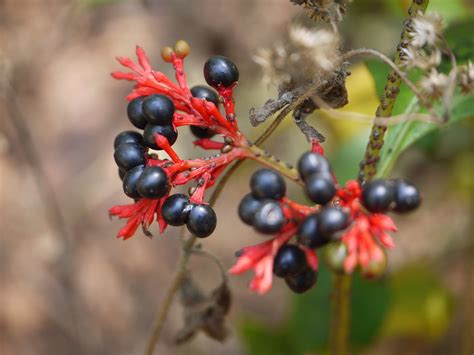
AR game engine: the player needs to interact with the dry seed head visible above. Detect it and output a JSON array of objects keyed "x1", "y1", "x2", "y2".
[
  {"x1": 419, "y1": 69, "x2": 450, "y2": 100},
  {"x1": 408, "y1": 12, "x2": 443, "y2": 49},
  {"x1": 254, "y1": 25, "x2": 341, "y2": 89}
]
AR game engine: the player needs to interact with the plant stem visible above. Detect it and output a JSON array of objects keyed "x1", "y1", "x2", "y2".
[
  {"x1": 330, "y1": 273, "x2": 352, "y2": 355},
  {"x1": 358, "y1": 0, "x2": 430, "y2": 182},
  {"x1": 145, "y1": 234, "x2": 196, "y2": 355}
]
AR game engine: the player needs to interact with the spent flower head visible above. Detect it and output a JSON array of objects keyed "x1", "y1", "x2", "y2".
[
  {"x1": 419, "y1": 69, "x2": 450, "y2": 100},
  {"x1": 254, "y1": 25, "x2": 341, "y2": 90},
  {"x1": 408, "y1": 11, "x2": 443, "y2": 49}
]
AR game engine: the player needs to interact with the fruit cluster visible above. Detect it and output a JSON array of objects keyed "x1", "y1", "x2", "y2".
[
  {"x1": 109, "y1": 43, "x2": 249, "y2": 239},
  {"x1": 108, "y1": 43, "x2": 421, "y2": 296},
  {"x1": 231, "y1": 150, "x2": 421, "y2": 294}
]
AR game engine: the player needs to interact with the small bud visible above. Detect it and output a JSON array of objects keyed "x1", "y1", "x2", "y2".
[
  {"x1": 174, "y1": 40, "x2": 190, "y2": 59},
  {"x1": 161, "y1": 46, "x2": 174, "y2": 63},
  {"x1": 323, "y1": 241, "x2": 348, "y2": 274}
]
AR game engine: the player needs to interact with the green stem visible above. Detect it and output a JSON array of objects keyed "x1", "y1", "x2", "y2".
[
  {"x1": 330, "y1": 273, "x2": 352, "y2": 355},
  {"x1": 358, "y1": 0, "x2": 430, "y2": 182}
]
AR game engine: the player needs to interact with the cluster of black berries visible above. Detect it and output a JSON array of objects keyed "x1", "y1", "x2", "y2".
[
  {"x1": 297, "y1": 152, "x2": 350, "y2": 249},
  {"x1": 238, "y1": 169, "x2": 318, "y2": 293},
  {"x1": 114, "y1": 131, "x2": 169, "y2": 200},
  {"x1": 161, "y1": 194, "x2": 217, "y2": 238},
  {"x1": 361, "y1": 179, "x2": 421, "y2": 214},
  {"x1": 238, "y1": 169, "x2": 287, "y2": 234}
]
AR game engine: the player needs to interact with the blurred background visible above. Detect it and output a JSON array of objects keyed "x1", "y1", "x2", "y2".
[{"x1": 0, "y1": 0, "x2": 473, "y2": 354}]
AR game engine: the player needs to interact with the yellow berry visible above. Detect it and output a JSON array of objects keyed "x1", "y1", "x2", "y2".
[{"x1": 161, "y1": 46, "x2": 174, "y2": 62}]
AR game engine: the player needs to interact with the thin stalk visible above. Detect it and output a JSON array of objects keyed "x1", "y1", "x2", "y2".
[
  {"x1": 341, "y1": 48, "x2": 438, "y2": 118},
  {"x1": 330, "y1": 273, "x2": 352, "y2": 355},
  {"x1": 358, "y1": 0, "x2": 430, "y2": 182}
]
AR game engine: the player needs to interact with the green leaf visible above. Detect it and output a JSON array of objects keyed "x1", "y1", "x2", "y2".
[
  {"x1": 377, "y1": 94, "x2": 474, "y2": 177},
  {"x1": 350, "y1": 274, "x2": 391, "y2": 346}
]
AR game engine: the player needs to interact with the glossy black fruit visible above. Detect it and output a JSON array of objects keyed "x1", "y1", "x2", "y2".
[
  {"x1": 136, "y1": 166, "x2": 169, "y2": 199},
  {"x1": 191, "y1": 85, "x2": 220, "y2": 106},
  {"x1": 297, "y1": 151, "x2": 331, "y2": 181},
  {"x1": 285, "y1": 268, "x2": 317, "y2": 293},
  {"x1": 122, "y1": 165, "x2": 145, "y2": 198},
  {"x1": 143, "y1": 124, "x2": 178, "y2": 149},
  {"x1": 113, "y1": 130, "x2": 144, "y2": 149},
  {"x1": 114, "y1": 143, "x2": 146, "y2": 171},
  {"x1": 253, "y1": 201, "x2": 285, "y2": 234},
  {"x1": 161, "y1": 194, "x2": 191, "y2": 226},
  {"x1": 238, "y1": 193, "x2": 263, "y2": 226},
  {"x1": 190, "y1": 125, "x2": 215, "y2": 139},
  {"x1": 318, "y1": 207, "x2": 350, "y2": 237},
  {"x1": 250, "y1": 169, "x2": 286, "y2": 200},
  {"x1": 393, "y1": 179, "x2": 421, "y2": 213},
  {"x1": 305, "y1": 173, "x2": 336, "y2": 205},
  {"x1": 142, "y1": 94, "x2": 175, "y2": 125},
  {"x1": 273, "y1": 245, "x2": 307, "y2": 278},
  {"x1": 297, "y1": 214, "x2": 329, "y2": 248},
  {"x1": 118, "y1": 168, "x2": 126, "y2": 181},
  {"x1": 127, "y1": 97, "x2": 148, "y2": 129},
  {"x1": 203, "y1": 55, "x2": 239, "y2": 88},
  {"x1": 186, "y1": 204, "x2": 217, "y2": 238},
  {"x1": 361, "y1": 179, "x2": 395, "y2": 213}
]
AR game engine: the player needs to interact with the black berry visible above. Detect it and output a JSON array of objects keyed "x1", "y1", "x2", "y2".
[
  {"x1": 122, "y1": 165, "x2": 145, "y2": 198},
  {"x1": 250, "y1": 169, "x2": 286, "y2": 200},
  {"x1": 297, "y1": 214, "x2": 329, "y2": 248},
  {"x1": 305, "y1": 173, "x2": 336, "y2": 205},
  {"x1": 362, "y1": 179, "x2": 395, "y2": 213},
  {"x1": 285, "y1": 268, "x2": 317, "y2": 294},
  {"x1": 393, "y1": 179, "x2": 421, "y2": 213},
  {"x1": 143, "y1": 124, "x2": 178, "y2": 149},
  {"x1": 136, "y1": 166, "x2": 169, "y2": 199},
  {"x1": 190, "y1": 125, "x2": 215, "y2": 139},
  {"x1": 297, "y1": 152, "x2": 331, "y2": 181},
  {"x1": 127, "y1": 97, "x2": 148, "y2": 129},
  {"x1": 204, "y1": 55, "x2": 239, "y2": 88},
  {"x1": 191, "y1": 85, "x2": 220, "y2": 106},
  {"x1": 118, "y1": 168, "x2": 126, "y2": 181},
  {"x1": 253, "y1": 201, "x2": 285, "y2": 234},
  {"x1": 273, "y1": 245, "x2": 307, "y2": 278},
  {"x1": 142, "y1": 94, "x2": 175, "y2": 125},
  {"x1": 318, "y1": 207, "x2": 350, "y2": 238},
  {"x1": 162, "y1": 194, "x2": 191, "y2": 226},
  {"x1": 114, "y1": 130, "x2": 144, "y2": 149},
  {"x1": 238, "y1": 193, "x2": 263, "y2": 226},
  {"x1": 114, "y1": 143, "x2": 146, "y2": 171},
  {"x1": 186, "y1": 204, "x2": 217, "y2": 238}
]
